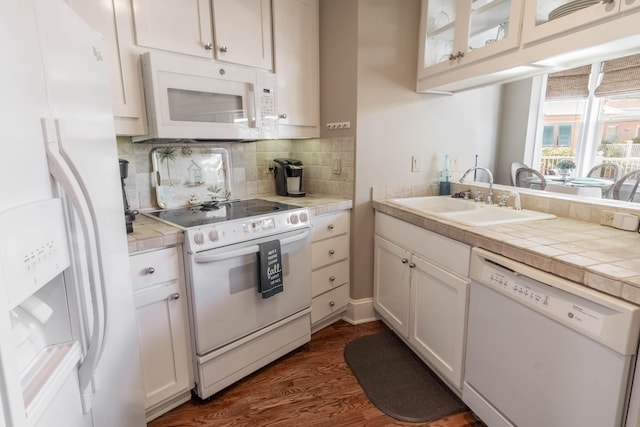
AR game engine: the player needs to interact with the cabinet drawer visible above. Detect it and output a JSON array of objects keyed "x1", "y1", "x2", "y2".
[
  {"x1": 311, "y1": 259, "x2": 349, "y2": 297},
  {"x1": 130, "y1": 247, "x2": 180, "y2": 292},
  {"x1": 311, "y1": 284, "x2": 349, "y2": 324},
  {"x1": 311, "y1": 234, "x2": 349, "y2": 269},
  {"x1": 311, "y1": 211, "x2": 349, "y2": 242}
]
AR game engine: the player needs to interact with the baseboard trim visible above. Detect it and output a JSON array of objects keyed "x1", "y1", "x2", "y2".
[{"x1": 342, "y1": 298, "x2": 378, "y2": 325}]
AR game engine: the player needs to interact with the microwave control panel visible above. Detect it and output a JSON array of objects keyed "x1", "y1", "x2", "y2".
[{"x1": 257, "y1": 72, "x2": 277, "y2": 139}]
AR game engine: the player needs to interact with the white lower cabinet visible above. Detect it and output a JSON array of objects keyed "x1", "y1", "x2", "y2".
[
  {"x1": 374, "y1": 212, "x2": 470, "y2": 391},
  {"x1": 129, "y1": 246, "x2": 192, "y2": 422},
  {"x1": 310, "y1": 211, "x2": 350, "y2": 331}
]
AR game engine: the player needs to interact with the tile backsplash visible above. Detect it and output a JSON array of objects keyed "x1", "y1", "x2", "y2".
[{"x1": 117, "y1": 136, "x2": 355, "y2": 211}]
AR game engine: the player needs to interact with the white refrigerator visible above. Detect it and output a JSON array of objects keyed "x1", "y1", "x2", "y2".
[{"x1": 0, "y1": 0, "x2": 145, "y2": 426}]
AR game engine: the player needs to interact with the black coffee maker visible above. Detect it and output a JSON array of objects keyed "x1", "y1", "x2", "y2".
[
  {"x1": 119, "y1": 159, "x2": 137, "y2": 233},
  {"x1": 273, "y1": 158, "x2": 305, "y2": 197}
]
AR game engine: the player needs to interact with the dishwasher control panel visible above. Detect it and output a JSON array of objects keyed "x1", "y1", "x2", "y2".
[
  {"x1": 488, "y1": 270, "x2": 551, "y2": 307},
  {"x1": 477, "y1": 258, "x2": 608, "y2": 337}
]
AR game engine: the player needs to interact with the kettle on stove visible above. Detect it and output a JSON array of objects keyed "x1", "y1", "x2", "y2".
[{"x1": 273, "y1": 158, "x2": 305, "y2": 197}]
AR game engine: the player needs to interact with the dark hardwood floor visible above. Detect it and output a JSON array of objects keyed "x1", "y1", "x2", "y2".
[{"x1": 148, "y1": 320, "x2": 483, "y2": 427}]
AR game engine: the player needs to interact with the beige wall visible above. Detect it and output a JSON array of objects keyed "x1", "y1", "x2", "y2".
[{"x1": 347, "y1": 0, "x2": 503, "y2": 300}]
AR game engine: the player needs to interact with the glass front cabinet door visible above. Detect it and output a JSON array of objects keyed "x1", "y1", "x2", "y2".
[
  {"x1": 521, "y1": 0, "x2": 640, "y2": 45},
  {"x1": 418, "y1": 0, "x2": 523, "y2": 81}
]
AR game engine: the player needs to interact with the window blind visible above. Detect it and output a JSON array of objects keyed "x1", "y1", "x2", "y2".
[
  {"x1": 545, "y1": 65, "x2": 592, "y2": 99},
  {"x1": 594, "y1": 53, "x2": 640, "y2": 97}
]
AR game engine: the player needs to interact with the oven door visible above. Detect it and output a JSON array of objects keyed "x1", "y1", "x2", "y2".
[{"x1": 187, "y1": 228, "x2": 311, "y2": 356}]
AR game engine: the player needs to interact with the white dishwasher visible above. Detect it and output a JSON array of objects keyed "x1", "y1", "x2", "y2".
[{"x1": 464, "y1": 248, "x2": 640, "y2": 427}]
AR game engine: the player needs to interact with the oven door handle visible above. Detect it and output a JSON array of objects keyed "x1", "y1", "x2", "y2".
[{"x1": 194, "y1": 230, "x2": 310, "y2": 263}]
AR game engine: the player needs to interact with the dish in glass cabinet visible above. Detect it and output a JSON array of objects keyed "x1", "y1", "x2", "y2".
[{"x1": 548, "y1": 0, "x2": 599, "y2": 21}]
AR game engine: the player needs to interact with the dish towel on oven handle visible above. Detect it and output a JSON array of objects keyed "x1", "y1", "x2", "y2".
[{"x1": 258, "y1": 239, "x2": 283, "y2": 298}]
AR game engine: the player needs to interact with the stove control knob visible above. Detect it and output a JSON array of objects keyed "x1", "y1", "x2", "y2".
[
  {"x1": 209, "y1": 229, "x2": 219, "y2": 242},
  {"x1": 299, "y1": 212, "x2": 309, "y2": 223},
  {"x1": 194, "y1": 231, "x2": 205, "y2": 245},
  {"x1": 290, "y1": 214, "x2": 299, "y2": 224}
]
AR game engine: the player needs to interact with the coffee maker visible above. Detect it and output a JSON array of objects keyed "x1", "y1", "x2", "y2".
[
  {"x1": 273, "y1": 158, "x2": 305, "y2": 197},
  {"x1": 119, "y1": 159, "x2": 137, "y2": 233}
]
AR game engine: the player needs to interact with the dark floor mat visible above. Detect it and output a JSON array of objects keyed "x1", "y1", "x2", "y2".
[{"x1": 344, "y1": 329, "x2": 468, "y2": 423}]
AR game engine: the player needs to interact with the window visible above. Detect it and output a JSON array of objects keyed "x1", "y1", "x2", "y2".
[
  {"x1": 557, "y1": 125, "x2": 572, "y2": 147},
  {"x1": 530, "y1": 53, "x2": 640, "y2": 190}
]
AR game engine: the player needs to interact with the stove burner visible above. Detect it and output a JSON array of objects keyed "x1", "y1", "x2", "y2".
[{"x1": 245, "y1": 206, "x2": 281, "y2": 213}]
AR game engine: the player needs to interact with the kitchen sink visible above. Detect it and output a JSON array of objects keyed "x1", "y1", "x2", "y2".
[{"x1": 387, "y1": 196, "x2": 555, "y2": 226}]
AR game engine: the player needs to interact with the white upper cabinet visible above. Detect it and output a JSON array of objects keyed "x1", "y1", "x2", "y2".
[
  {"x1": 273, "y1": 0, "x2": 320, "y2": 138},
  {"x1": 418, "y1": 0, "x2": 524, "y2": 82},
  {"x1": 131, "y1": 0, "x2": 212, "y2": 59},
  {"x1": 67, "y1": 0, "x2": 147, "y2": 135},
  {"x1": 130, "y1": 0, "x2": 273, "y2": 70},
  {"x1": 521, "y1": 0, "x2": 638, "y2": 45},
  {"x1": 211, "y1": 0, "x2": 273, "y2": 70}
]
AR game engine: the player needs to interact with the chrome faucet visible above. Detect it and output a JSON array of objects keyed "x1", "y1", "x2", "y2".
[{"x1": 460, "y1": 167, "x2": 494, "y2": 205}]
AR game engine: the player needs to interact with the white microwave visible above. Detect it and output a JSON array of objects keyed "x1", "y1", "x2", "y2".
[{"x1": 138, "y1": 51, "x2": 277, "y2": 141}]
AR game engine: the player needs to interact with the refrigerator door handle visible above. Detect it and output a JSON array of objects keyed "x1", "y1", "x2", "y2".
[{"x1": 42, "y1": 118, "x2": 108, "y2": 413}]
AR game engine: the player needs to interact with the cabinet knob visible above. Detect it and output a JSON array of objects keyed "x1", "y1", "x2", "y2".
[
  {"x1": 170, "y1": 293, "x2": 180, "y2": 300},
  {"x1": 279, "y1": 113, "x2": 288, "y2": 119},
  {"x1": 145, "y1": 267, "x2": 155, "y2": 275},
  {"x1": 329, "y1": 249, "x2": 335, "y2": 255},
  {"x1": 328, "y1": 224, "x2": 335, "y2": 230},
  {"x1": 329, "y1": 301, "x2": 335, "y2": 307},
  {"x1": 204, "y1": 42, "x2": 213, "y2": 50},
  {"x1": 409, "y1": 263, "x2": 416, "y2": 269},
  {"x1": 401, "y1": 258, "x2": 409, "y2": 264},
  {"x1": 219, "y1": 45, "x2": 229, "y2": 53},
  {"x1": 329, "y1": 276, "x2": 336, "y2": 282}
]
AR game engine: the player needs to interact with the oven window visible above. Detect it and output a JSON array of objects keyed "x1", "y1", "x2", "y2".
[
  {"x1": 167, "y1": 88, "x2": 245, "y2": 123},
  {"x1": 228, "y1": 253, "x2": 290, "y2": 295}
]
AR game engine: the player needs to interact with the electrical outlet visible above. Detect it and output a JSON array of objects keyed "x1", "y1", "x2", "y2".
[{"x1": 600, "y1": 209, "x2": 615, "y2": 226}]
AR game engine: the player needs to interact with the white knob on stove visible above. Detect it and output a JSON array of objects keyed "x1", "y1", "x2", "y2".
[
  {"x1": 209, "y1": 229, "x2": 219, "y2": 242},
  {"x1": 299, "y1": 212, "x2": 308, "y2": 223},
  {"x1": 290, "y1": 214, "x2": 299, "y2": 225},
  {"x1": 194, "y1": 231, "x2": 205, "y2": 245}
]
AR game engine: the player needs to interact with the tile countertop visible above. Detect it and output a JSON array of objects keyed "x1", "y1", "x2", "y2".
[
  {"x1": 127, "y1": 193, "x2": 353, "y2": 254},
  {"x1": 372, "y1": 199, "x2": 640, "y2": 306}
]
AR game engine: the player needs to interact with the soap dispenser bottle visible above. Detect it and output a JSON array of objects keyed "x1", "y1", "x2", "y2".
[{"x1": 439, "y1": 154, "x2": 451, "y2": 196}]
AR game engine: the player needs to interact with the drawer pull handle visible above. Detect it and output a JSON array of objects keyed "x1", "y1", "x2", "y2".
[
  {"x1": 146, "y1": 267, "x2": 155, "y2": 275},
  {"x1": 329, "y1": 301, "x2": 335, "y2": 307},
  {"x1": 328, "y1": 224, "x2": 335, "y2": 230},
  {"x1": 329, "y1": 276, "x2": 336, "y2": 282},
  {"x1": 401, "y1": 258, "x2": 408, "y2": 264},
  {"x1": 409, "y1": 263, "x2": 416, "y2": 269},
  {"x1": 170, "y1": 293, "x2": 180, "y2": 300},
  {"x1": 329, "y1": 249, "x2": 335, "y2": 255}
]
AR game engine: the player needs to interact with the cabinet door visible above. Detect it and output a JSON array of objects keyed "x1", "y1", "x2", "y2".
[
  {"x1": 67, "y1": 0, "x2": 147, "y2": 135},
  {"x1": 273, "y1": 0, "x2": 320, "y2": 138},
  {"x1": 134, "y1": 282, "x2": 191, "y2": 409},
  {"x1": 130, "y1": 0, "x2": 213, "y2": 58},
  {"x1": 211, "y1": 0, "x2": 273, "y2": 70},
  {"x1": 373, "y1": 236, "x2": 411, "y2": 337},
  {"x1": 409, "y1": 254, "x2": 469, "y2": 390},
  {"x1": 521, "y1": 0, "x2": 621, "y2": 45},
  {"x1": 621, "y1": 0, "x2": 640, "y2": 12},
  {"x1": 418, "y1": 0, "x2": 523, "y2": 80}
]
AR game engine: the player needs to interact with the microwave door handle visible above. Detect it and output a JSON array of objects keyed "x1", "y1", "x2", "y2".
[
  {"x1": 193, "y1": 230, "x2": 310, "y2": 263},
  {"x1": 248, "y1": 83, "x2": 258, "y2": 129}
]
